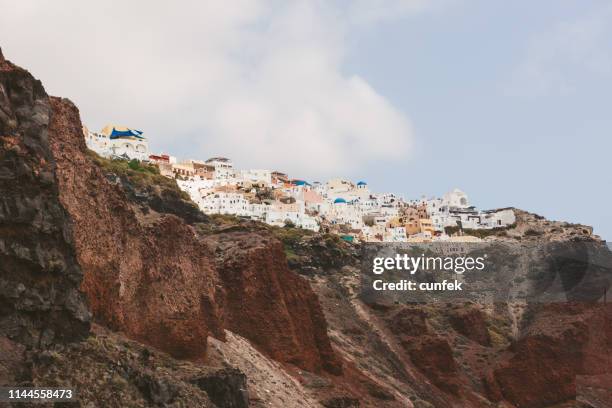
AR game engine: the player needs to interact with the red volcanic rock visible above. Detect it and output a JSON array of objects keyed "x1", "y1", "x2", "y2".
[
  {"x1": 449, "y1": 307, "x2": 491, "y2": 347},
  {"x1": 206, "y1": 230, "x2": 342, "y2": 375},
  {"x1": 401, "y1": 335, "x2": 460, "y2": 395},
  {"x1": 488, "y1": 303, "x2": 612, "y2": 408},
  {"x1": 494, "y1": 334, "x2": 577, "y2": 407},
  {"x1": 388, "y1": 307, "x2": 428, "y2": 337},
  {"x1": 382, "y1": 306, "x2": 464, "y2": 397},
  {"x1": 47, "y1": 97, "x2": 224, "y2": 359},
  {"x1": 45, "y1": 96, "x2": 341, "y2": 373},
  {"x1": 481, "y1": 371, "x2": 503, "y2": 403}
]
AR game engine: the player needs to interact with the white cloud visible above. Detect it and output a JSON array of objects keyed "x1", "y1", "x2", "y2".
[
  {"x1": 508, "y1": 4, "x2": 612, "y2": 96},
  {"x1": 346, "y1": 0, "x2": 441, "y2": 25},
  {"x1": 0, "y1": 0, "x2": 419, "y2": 178}
]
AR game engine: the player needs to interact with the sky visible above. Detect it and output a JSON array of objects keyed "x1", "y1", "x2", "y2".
[{"x1": 0, "y1": 0, "x2": 610, "y2": 240}]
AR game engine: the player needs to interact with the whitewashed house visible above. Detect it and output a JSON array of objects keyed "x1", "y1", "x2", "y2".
[
  {"x1": 84, "y1": 124, "x2": 150, "y2": 161},
  {"x1": 386, "y1": 226, "x2": 408, "y2": 242},
  {"x1": 206, "y1": 157, "x2": 235, "y2": 179},
  {"x1": 240, "y1": 169, "x2": 272, "y2": 185},
  {"x1": 199, "y1": 192, "x2": 250, "y2": 216},
  {"x1": 265, "y1": 204, "x2": 320, "y2": 231},
  {"x1": 481, "y1": 208, "x2": 516, "y2": 228}
]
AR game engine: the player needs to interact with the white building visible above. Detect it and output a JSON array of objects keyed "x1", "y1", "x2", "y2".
[
  {"x1": 361, "y1": 224, "x2": 386, "y2": 242},
  {"x1": 206, "y1": 157, "x2": 235, "y2": 179},
  {"x1": 250, "y1": 203, "x2": 270, "y2": 220},
  {"x1": 265, "y1": 200, "x2": 320, "y2": 231},
  {"x1": 327, "y1": 198, "x2": 364, "y2": 229},
  {"x1": 443, "y1": 188, "x2": 470, "y2": 208},
  {"x1": 265, "y1": 211, "x2": 319, "y2": 231},
  {"x1": 84, "y1": 125, "x2": 150, "y2": 161},
  {"x1": 386, "y1": 226, "x2": 408, "y2": 242},
  {"x1": 171, "y1": 157, "x2": 514, "y2": 240},
  {"x1": 84, "y1": 127, "x2": 110, "y2": 153},
  {"x1": 325, "y1": 179, "x2": 354, "y2": 197},
  {"x1": 481, "y1": 208, "x2": 516, "y2": 228},
  {"x1": 427, "y1": 189, "x2": 515, "y2": 231},
  {"x1": 199, "y1": 192, "x2": 250, "y2": 216},
  {"x1": 239, "y1": 169, "x2": 272, "y2": 185}
]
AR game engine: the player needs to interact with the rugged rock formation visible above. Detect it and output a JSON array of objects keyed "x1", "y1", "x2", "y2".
[
  {"x1": 206, "y1": 229, "x2": 342, "y2": 375},
  {"x1": 0, "y1": 48, "x2": 90, "y2": 385},
  {"x1": 284, "y1": 225, "x2": 611, "y2": 407},
  {"x1": 500, "y1": 209, "x2": 599, "y2": 243},
  {"x1": 1, "y1": 48, "x2": 343, "y2": 406},
  {"x1": 30, "y1": 324, "x2": 219, "y2": 407},
  {"x1": 190, "y1": 367, "x2": 249, "y2": 408},
  {"x1": 388, "y1": 307, "x2": 428, "y2": 337},
  {"x1": 403, "y1": 335, "x2": 460, "y2": 396},
  {"x1": 47, "y1": 96, "x2": 224, "y2": 359},
  {"x1": 485, "y1": 303, "x2": 612, "y2": 408},
  {"x1": 47, "y1": 103, "x2": 341, "y2": 375},
  {"x1": 2, "y1": 47, "x2": 610, "y2": 407},
  {"x1": 46, "y1": 95, "x2": 345, "y2": 377}
]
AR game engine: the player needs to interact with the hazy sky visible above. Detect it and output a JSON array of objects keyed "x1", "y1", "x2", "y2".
[{"x1": 0, "y1": 0, "x2": 610, "y2": 239}]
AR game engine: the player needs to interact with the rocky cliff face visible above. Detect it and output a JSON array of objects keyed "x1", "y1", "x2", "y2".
[
  {"x1": 485, "y1": 302, "x2": 612, "y2": 408},
  {"x1": 0, "y1": 49, "x2": 90, "y2": 385},
  {"x1": 281, "y1": 226, "x2": 611, "y2": 407},
  {"x1": 1, "y1": 47, "x2": 610, "y2": 408},
  {"x1": 47, "y1": 93, "x2": 342, "y2": 375},
  {"x1": 205, "y1": 229, "x2": 342, "y2": 375},
  {"x1": 0, "y1": 48, "x2": 344, "y2": 406},
  {"x1": 47, "y1": 96, "x2": 224, "y2": 359}
]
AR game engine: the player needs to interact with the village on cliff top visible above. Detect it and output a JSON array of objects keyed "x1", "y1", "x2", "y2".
[{"x1": 83, "y1": 124, "x2": 516, "y2": 242}]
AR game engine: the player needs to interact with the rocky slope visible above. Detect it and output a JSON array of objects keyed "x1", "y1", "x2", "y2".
[
  {"x1": 0, "y1": 48, "x2": 90, "y2": 386},
  {"x1": 29, "y1": 324, "x2": 244, "y2": 408},
  {"x1": 0, "y1": 48, "x2": 336, "y2": 405},
  {"x1": 48, "y1": 95, "x2": 224, "y2": 359},
  {"x1": 1, "y1": 47, "x2": 610, "y2": 407},
  {"x1": 47, "y1": 96, "x2": 342, "y2": 377},
  {"x1": 485, "y1": 302, "x2": 611, "y2": 408},
  {"x1": 204, "y1": 229, "x2": 341, "y2": 375},
  {"x1": 280, "y1": 218, "x2": 611, "y2": 407},
  {"x1": 0, "y1": 48, "x2": 368, "y2": 407}
]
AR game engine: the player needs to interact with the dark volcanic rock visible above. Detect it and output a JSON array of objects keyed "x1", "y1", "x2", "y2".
[
  {"x1": 118, "y1": 174, "x2": 208, "y2": 225},
  {"x1": 322, "y1": 396, "x2": 361, "y2": 408},
  {"x1": 190, "y1": 367, "x2": 249, "y2": 408},
  {"x1": 0, "y1": 48, "x2": 90, "y2": 357},
  {"x1": 281, "y1": 232, "x2": 360, "y2": 276},
  {"x1": 29, "y1": 325, "x2": 217, "y2": 407}
]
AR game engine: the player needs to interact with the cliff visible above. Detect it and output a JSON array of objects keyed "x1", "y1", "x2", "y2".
[
  {"x1": 0, "y1": 48, "x2": 344, "y2": 406},
  {"x1": 282, "y1": 219, "x2": 611, "y2": 407},
  {"x1": 47, "y1": 96, "x2": 224, "y2": 359},
  {"x1": 0, "y1": 49, "x2": 90, "y2": 385},
  {"x1": 1, "y1": 47, "x2": 610, "y2": 407},
  {"x1": 205, "y1": 229, "x2": 342, "y2": 374},
  {"x1": 46, "y1": 96, "x2": 342, "y2": 374}
]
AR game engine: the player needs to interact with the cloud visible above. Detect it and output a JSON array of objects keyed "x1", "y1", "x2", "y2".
[
  {"x1": 508, "y1": 4, "x2": 612, "y2": 96},
  {"x1": 0, "y1": 0, "x2": 419, "y2": 178},
  {"x1": 345, "y1": 0, "x2": 442, "y2": 25}
]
